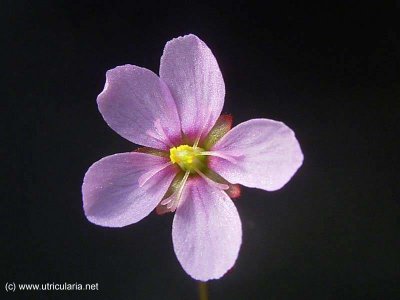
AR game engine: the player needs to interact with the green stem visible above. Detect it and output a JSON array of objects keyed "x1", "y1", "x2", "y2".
[{"x1": 198, "y1": 281, "x2": 208, "y2": 300}]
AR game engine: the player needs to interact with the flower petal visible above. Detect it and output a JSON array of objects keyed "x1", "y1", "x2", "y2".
[
  {"x1": 172, "y1": 177, "x2": 242, "y2": 281},
  {"x1": 210, "y1": 118, "x2": 304, "y2": 191},
  {"x1": 97, "y1": 65, "x2": 181, "y2": 150},
  {"x1": 82, "y1": 152, "x2": 176, "y2": 227},
  {"x1": 160, "y1": 34, "x2": 225, "y2": 142}
]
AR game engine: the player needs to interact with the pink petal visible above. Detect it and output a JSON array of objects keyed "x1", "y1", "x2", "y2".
[
  {"x1": 160, "y1": 34, "x2": 225, "y2": 142},
  {"x1": 172, "y1": 177, "x2": 242, "y2": 281},
  {"x1": 210, "y1": 118, "x2": 304, "y2": 191},
  {"x1": 97, "y1": 65, "x2": 181, "y2": 150},
  {"x1": 82, "y1": 152, "x2": 176, "y2": 227}
]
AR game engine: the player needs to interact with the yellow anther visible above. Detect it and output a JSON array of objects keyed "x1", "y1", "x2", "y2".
[{"x1": 169, "y1": 145, "x2": 205, "y2": 172}]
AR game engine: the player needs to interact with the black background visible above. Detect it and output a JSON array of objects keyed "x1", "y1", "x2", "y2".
[{"x1": 3, "y1": 1, "x2": 399, "y2": 299}]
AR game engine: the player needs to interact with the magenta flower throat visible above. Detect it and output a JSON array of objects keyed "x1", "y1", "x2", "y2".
[{"x1": 82, "y1": 34, "x2": 303, "y2": 281}]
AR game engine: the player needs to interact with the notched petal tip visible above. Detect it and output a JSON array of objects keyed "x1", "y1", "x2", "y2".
[
  {"x1": 163, "y1": 33, "x2": 202, "y2": 49},
  {"x1": 96, "y1": 64, "x2": 182, "y2": 149},
  {"x1": 98, "y1": 65, "x2": 138, "y2": 99}
]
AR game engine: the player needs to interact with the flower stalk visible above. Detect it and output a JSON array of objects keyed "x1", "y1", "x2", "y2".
[{"x1": 198, "y1": 281, "x2": 208, "y2": 300}]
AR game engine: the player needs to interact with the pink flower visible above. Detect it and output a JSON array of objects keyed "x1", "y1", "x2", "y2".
[{"x1": 82, "y1": 34, "x2": 303, "y2": 281}]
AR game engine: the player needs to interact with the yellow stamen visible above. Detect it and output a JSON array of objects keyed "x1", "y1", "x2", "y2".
[{"x1": 169, "y1": 145, "x2": 205, "y2": 172}]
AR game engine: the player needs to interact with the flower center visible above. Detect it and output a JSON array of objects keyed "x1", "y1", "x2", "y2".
[
  {"x1": 161, "y1": 144, "x2": 229, "y2": 212},
  {"x1": 169, "y1": 145, "x2": 206, "y2": 172}
]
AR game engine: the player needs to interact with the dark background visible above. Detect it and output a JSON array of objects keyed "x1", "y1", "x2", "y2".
[{"x1": 3, "y1": 1, "x2": 399, "y2": 299}]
